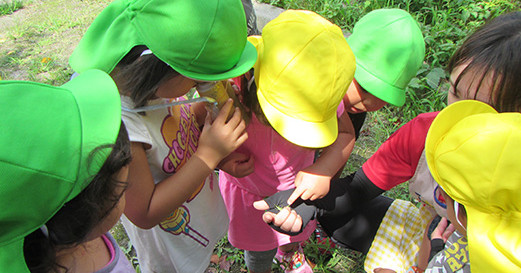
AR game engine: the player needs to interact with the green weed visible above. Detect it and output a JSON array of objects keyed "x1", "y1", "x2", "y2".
[{"x1": 0, "y1": 0, "x2": 24, "y2": 15}]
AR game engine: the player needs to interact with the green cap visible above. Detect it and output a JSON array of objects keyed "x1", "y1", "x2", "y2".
[
  {"x1": 69, "y1": 0, "x2": 257, "y2": 81},
  {"x1": 347, "y1": 9, "x2": 425, "y2": 106},
  {"x1": 0, "y1": 70, "x2": 121, "y2": 272}
]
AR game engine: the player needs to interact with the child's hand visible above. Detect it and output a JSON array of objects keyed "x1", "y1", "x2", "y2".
[
  {"x1": 253, "y1": 202, "x2": 303, "y2": 235},
  {"x1": 287, "y1": 170, "x2": 331, "y2": 205},
  {"x1": 253, "y1": 189, "x2": 316, "y2": 235},
  {"x1": 218, "y1": 152, "x2": 255, "y2": 177},
  {"x1": 196, "y1": 99, "x2": 248, "y2": 168},
  {"x1": 430, "y1": 217, "x2": 455, "y2": 242}
]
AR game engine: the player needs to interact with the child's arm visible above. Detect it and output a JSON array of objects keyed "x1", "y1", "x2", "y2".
[
  {"x1": 287, "y1": 112, "x2": 356, "y2": 204},
  {"x1": 124, "y1": 100, "x2": 247, "y2": 229},
  {"x1": 418, "y1": 217, "x2": 455, "y2": 270},
  {"x1": 217, "y1": 152, "x2": 255, "y2": 178}
]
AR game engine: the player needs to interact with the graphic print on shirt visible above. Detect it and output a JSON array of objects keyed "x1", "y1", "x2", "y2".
[
  {"x1": 443, "y1": 236, "x2": 468, "y2": 272},
  {"x1": 157, "y1": 100, "x2": 209, "y2": 246},
  {"x1": 160, "y1": 101, "x2": 204, "y2": 200},
  {"x1": 159, "y1": 205, "x2": 210, "y2": 247}
]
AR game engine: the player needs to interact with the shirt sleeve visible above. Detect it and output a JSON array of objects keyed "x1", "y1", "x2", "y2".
[
  {"x1": 362, "y1": 112, "x2": 439, "y2": 190},
  {"x1": 121, "y1": 104, "x2": 153, "y2": 146}
]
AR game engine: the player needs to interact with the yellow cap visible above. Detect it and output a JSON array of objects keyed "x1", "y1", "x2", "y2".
[
  {"x1": 426, "y1": 100, "x2": 521, "y2": 273},
  {"x1": 249, "y1": 10, "x2": 355, "y2": 148}
]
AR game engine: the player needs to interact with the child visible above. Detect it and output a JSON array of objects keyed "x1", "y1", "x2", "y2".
[
  {"x1": 68, "y1": 0, "x2": 257, "y2": 272},
  {"x1": 285, "y1": 7, "x2": 426, "y2": 206},
  {"x1": 423, "y1": 99, "x2": 521, "y2": 273},
  {"x1": 254, "y1": 7, "x2": 425, "y2": 238},
  {"x1": 218, "y1": 10, "x2": 356, "y2": 273},
  {"x1": 0, "y1": 70, "x2": 133, "y2": 272},
  {"x1": 260, "y1": 10, "x2": 521, "y2": 273}
]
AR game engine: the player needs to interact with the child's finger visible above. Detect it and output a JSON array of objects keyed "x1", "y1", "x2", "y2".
[
  {"x1": 442, "y1": 223, "x2": 456, "y2": 240},
  {"x1": 287, "y1": 187, "x2": 305, "y2": 205},
  {"x1": 229, "y1": 115, "x2": 247, "y2": 141},
  {"x1": 253, "y1": 200, "x2": 269, "y2": 211},
  {"x1": 288, "y1": 211, "x2": 303, "y2": 233},
  {"x1": 235, "y1": 131, "x2": 248, "y2": 147},
  {"x1": 299, "y1": 190, "x2": 313, "y2": 201},
  {"x1": 272, "y1": 207, "x2": 292, "y2": 227},
  {"x1": 204, "y1": 111, "x2": 212, "y2": 126},
  {"x1": 308, "y1": 194, "x2": 319, "y2": 201},
  {"x1": 262, "y1": 212, "x2": 276, "y2": 224},
  {"x1": 435, "y1": 217, "x2": 448, "y2": 231},
  {"x1": 233, "y1": 115, "x2": 247, "y2": 132},
  {"x1": 214, "y1": 99, "x2": 234, "y2": 124},
  {"x1": 280, "y1": 209, "x2": 300, "y2": 233}
]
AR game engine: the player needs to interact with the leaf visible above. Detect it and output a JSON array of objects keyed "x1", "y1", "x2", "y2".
[
  {"x1": 219, "y1": 255, "x2": 233, "y2": 271},
  {"x1": 210, "y1": 254, "x2": 220, "y2": 264},
  {"x1": 426, "y1": 67, "x2": 446, "y2": 90},
  {"x1": 408, "y1": 77, "x2": 421, "y2": 89}
]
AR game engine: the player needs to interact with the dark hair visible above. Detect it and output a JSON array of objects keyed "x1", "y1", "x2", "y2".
[
  {"x1": 241, "y1": 70, "x2": 270, "y2": 126},
  {"x1": 23, "y1": 121, "x2": 132, "y2": 273},
  {"x1": 111, "y1": 45, "x2": 180, "y2": 108},
  {"x1": 448, "y1": 11, "x2": 521, "y2": 112}
]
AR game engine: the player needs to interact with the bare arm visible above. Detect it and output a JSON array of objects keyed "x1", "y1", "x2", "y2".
[
  {"x1": 288, "y1": 112, "x2": 356, "y2": 204},
  {"x1": 309, "y1": 111, "x2": 355, "y2": 179},
  {"x1": 124, "y1": 100, "x2": 247, "y2": 228}
]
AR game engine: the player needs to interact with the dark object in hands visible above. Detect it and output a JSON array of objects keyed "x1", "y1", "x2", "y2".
[
  {"x1": 263, "y1": 189, "x2": 317, "y2": 236},
  {"x1": 427, "y1": 215, "x2": 442, "y2": 240}
]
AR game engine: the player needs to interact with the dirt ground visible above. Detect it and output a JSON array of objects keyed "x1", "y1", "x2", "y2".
[{"x1": 0, "y1": 0, "x2": 110, "y2": 83}]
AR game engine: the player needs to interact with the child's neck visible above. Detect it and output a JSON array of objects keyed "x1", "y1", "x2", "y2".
[{"x1": 55, "y1": 236, "x2": 111, "y2": 273}]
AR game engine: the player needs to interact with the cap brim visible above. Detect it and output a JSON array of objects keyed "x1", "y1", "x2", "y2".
[
  {"x1": 425, "y1": 100, "x2": 496, "y2": 187},
  {"x1": 62, "y1": 69, "x2": 122, "y2": 201},
  {"x1": 0, "y1": 238, "x2": 30, "y2": 272},
  {"x1": 465, "y1": 208, "x2": 521, "y2": 273},
  {"x1": 354, "y1": 63, "x2": 405, "y2": 106},
  {"x1": 177, "y1": 41, "x2": 258, "y2": 81},
  {"x1": 257, "y1": 88, "x2": 338, "y2": 148}
]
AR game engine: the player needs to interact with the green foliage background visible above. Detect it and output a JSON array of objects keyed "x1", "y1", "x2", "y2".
[{"x1": 258, "y1": 0, "x2": 519, "y2": 174}]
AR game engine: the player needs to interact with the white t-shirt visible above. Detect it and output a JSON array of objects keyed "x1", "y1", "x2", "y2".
[{"x1": 120, "y1": 96, "x2": 228, "y2": 273}]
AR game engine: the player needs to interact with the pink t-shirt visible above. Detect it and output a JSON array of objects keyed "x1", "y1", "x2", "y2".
[
  {"x1": 220, "y1": 76, "x2": 345, "y2": 251},
  {"x1": 219, "y1": 114, "x2": 318, "y2": 251}
]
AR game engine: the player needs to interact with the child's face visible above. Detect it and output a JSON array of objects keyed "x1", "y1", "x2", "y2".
[
  {"x1": 440, "y1": 190, "x2": 467, "y2": 236},
  {"x1": 155, "y1": 75, "x2": 196, "y2": 99},
  {"x1": 343, "y1": 79, "x2": 387, "y2": 114},
  {"x1": 85, "y1": 166, "x2": 129, "y2": 241},
  {"x1": 448, "y1": 63, "x2": 494, "y2": 106}
]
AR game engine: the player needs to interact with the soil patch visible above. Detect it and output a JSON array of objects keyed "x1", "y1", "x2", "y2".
[{"x1": 0, "y1": 0, "x2": 109, "y2": 83}]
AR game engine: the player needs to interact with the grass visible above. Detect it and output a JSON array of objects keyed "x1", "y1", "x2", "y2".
[
  {"x1": 0, "y1": 0, "x2": 109, "y2": 83},
  {"x1": 0, "y1": 0, "x2": 24, "y2": 16},
  {"x1": 2, "y1": 0, "x2": 519, "y2": 272}
]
